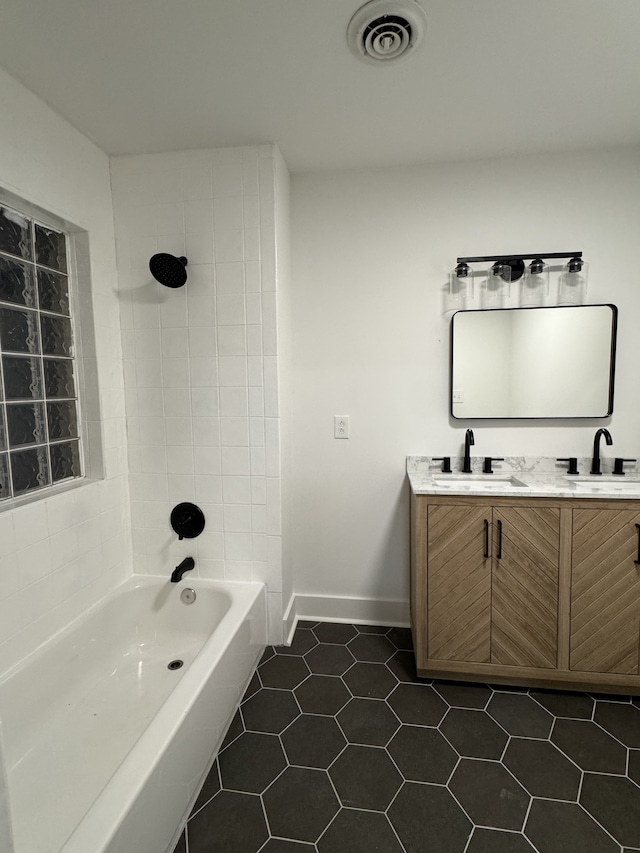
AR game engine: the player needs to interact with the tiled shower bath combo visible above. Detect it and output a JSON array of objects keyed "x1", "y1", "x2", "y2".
[{"x1": 174, "y1": 622, "x2": 640, "y2": 853}]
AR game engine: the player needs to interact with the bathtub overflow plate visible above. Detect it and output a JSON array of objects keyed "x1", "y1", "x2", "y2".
[
  {"x1": 168, "y1": 659, "x2": 184, "y2": 670},
  {"x1": 181, "y1": 587, "x2": 196, "y2": 605}
]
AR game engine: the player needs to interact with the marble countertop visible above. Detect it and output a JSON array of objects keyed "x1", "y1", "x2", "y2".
[{"x1": 407, "y1": 456, "x2": 640, "y2": 499}]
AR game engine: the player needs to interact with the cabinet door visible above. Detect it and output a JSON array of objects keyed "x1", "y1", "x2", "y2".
[
  {"x1": 571, "y1": 508, "x2": 640, "y2": 674},
  {"x1": 492, "y1": 507, "x2": 560, "y2": 669},
  {"x1": 427, "y1": 504, "x2": 492, "y2": 663}
]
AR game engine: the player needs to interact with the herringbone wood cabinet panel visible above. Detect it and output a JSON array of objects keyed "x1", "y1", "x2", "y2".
[
  {"x1": 570, "y1": 508, "x2": 640, "y2": 674},
  {"x1": 492, "y1": 506, "x2": 560, "y2": 668},
  {"x1": 427, "y1": 504, "x2": 492, "y2": 662}
]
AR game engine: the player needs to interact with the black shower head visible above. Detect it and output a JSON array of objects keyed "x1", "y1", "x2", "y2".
[{"x1": 149, "y1": 253, "x2": 188, "y2": 288}]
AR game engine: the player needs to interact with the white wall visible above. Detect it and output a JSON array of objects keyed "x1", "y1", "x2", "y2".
[
  {"x1": 0, "y1": 68, "x2": 130, "y2": 674},
  {"x1": 289, "y1": 147, "x2": 640, "y2": 621},
  {"x1": 111, "y1": 145, "x2": 288, "y2": 642}
]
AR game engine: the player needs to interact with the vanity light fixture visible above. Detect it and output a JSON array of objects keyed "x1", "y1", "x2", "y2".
[{"x1": 451, "y1": 251, "x2": 586, "y2": 306}]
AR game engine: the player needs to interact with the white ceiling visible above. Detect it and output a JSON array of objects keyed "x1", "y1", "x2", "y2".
[{"x1": 0, "y1": 0, "x2": 639, "y2": 173}]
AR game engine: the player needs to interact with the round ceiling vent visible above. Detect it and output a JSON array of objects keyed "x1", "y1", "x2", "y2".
[{"x1": 347, "y1": 0, "x2": 427, "y2": 65}]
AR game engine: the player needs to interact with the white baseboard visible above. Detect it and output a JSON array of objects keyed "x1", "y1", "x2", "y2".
[{"x1": 283, "y1": 593, "x2": 409, "y2": 644}]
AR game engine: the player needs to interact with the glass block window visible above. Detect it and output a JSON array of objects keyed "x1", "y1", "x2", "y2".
[{"x1": 0, "y1": 203, "x2": 82, "y2": 501}]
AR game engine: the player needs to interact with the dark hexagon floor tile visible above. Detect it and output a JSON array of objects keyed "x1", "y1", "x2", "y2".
[
  {"x1": 188, "y1": 790, "x2": 268, "y2": 853},
  {"x1": 343, "y1": 661, "x2": 398, "y2": 698},
  {"x1": 525, "y1": 799, "x2": 619, "y2": 853},
  {"x1": 336, "y1": 697, "x2": 400, "y2": 745},
  {"x1": 439, "y1": 708, "x2": 508, "y2": 759},
  {"x1": 552, "y1": 718, "x2": 627, "y2": 774},
  {"x1": 594, "y1": 701, "x2": 640, "y2": 748},
  {"x1": 242, "y1": 688, "x2": 300, "y2": 734},
  {"x1": 387, "y1": 626, "x2": 413, "y2": 650},
  {"x1": 530, "y1": 688, "x2": 594, "y2": 719},
  {"x1": 503, "y1": 738, "x2": 581, "y2": 800},
  {"x1": 387, "y1": 683, "x2": 448, "y2": 726},
  {"x1": 219, "y1": 732, "x2": 287, "y2": 794},
  {"x1": 355, "y1": 624, "x2": 389, "y2": 634},
  {"x1": 388, "y1": 781, "x2": 472, "y2": 853},
  {"x1": 433, "y1": 680, "x2": 492, "y2": 709},
  {"x1": 262, "y1": 767, "x2": 339, "y2": 843},
  {"x1": 487, "y1": 691, "x2": 553, "y2": 738},
  {"x1": 191, "y1": 759, "x2": 221, "y2": 814},
  {"x1": 297, "y1": 620, "x2": 318, "y2": 629},
  {"x1": 386, "y1": 649, "x2": 423, "y2": 684},
  {"x1": 304, "y1": 643, "x2": 355, "y2": 676},
  {"x1": 387, "y1": 725, "x2": 457, "y2": 783},
  {"x1": 347, "y1": 632, "x2": 396, "y2": 663},
  {"x1": 243, "y1": 671, "x2": 262, "y2": 701},
  {"x1": 260, "y1": 840, "x2": 316, "y2": 852},
  {"x1": 312, "y1": 622, "x2": 358, "y2": 644},
  {"x1": 260, "y1": 646, "x2": 276, "y2": 665},
  {"x1": 449, "y1": 759, "x2": 530, "y2": 831},
  {"x1": 281, "y1": 714, "x2": 346, "y2": 768},
  {"x1": 630, "y1": 750, "x2": 640, "y2": 786},
  {"x1": 276, "y1": 628, "x2": 318, "y2": 656},
  {"x1": 221, "y1": 708, "x2": 245, "y2": 750},
  {"x1": 329, "y1": 745, "x2": 402, "y2": 810},
  {"x1": 294, "y1": 674, "x2": 350, "y2": 715},
  {"x1": 259, "y1": 655, "x2": 310, "y2": 689},
  {"x1": 465, "y1": 828, "x2": 536, "y2": 853},
  {"x1": 317, "y1": 809, "x2": 404, "y2": 853},
  {"x1": 581, "y1": 773, "x2": 640, "y2": 848}
]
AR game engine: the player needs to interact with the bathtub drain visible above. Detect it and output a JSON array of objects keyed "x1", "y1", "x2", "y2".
[{"x1": 168, "y1": 659, "x2": 184, "y2": 670}]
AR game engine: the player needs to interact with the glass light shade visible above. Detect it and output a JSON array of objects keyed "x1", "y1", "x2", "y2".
[
  {"x1": 558, "y1": 260, "x2": 588, "y2": 305},
  {"x1": 449, "y1": 264, "x2": 475, "y2": 302},
  {"x1": 483, "y1": 262, "x2": 511, "y2": 306},
  {"x1": 521, "y1": 260, "x2": 549, "y2": 306}
]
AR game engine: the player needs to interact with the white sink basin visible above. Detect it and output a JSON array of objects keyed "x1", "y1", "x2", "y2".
[
  {"x1": 568, "y1": 477, "x2": 640, "y2": 492},
  {"x1": 432, "y1": 476, "x2": 527, "y2": 489}
]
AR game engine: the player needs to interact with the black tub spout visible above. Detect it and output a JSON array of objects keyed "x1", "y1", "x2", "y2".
[{"x1": 171, "y1": 557, "x2": 195, "y2": 583}]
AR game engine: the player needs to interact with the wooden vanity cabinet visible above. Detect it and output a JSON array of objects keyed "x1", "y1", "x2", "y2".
[
  {"x1": 570, "y1": 507, "x2": 640, "y2": 675},
  {"x1": 411, "y1": 493, "x2": 640, "y2": 692}
]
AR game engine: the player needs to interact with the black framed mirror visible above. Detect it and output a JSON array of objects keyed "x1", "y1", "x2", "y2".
[{"x1": 451, "y1": 304, "x2": 617, "y2": 419}]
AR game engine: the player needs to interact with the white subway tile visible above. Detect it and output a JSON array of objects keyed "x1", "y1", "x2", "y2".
[
  {"x1": 245, "y1": 261, "x2": 261, "y2": 293},
  {"x1": 12, "y1": 502, "x2": 49, "y2": 550},
  {"x1": 165, "y1": 417, "x2": 193, "y2": 446},
  {"x1": 222, "y1": 475, "x2": 251, "y2": 504},
  {"x1": 251, "y1": 505, "x2": 267, "y2": 534},
  {"x1": 191, "y1": 388, "x2": 219, "y2": 418},
  {"x1": 184, "y1": 199, "x2": 213, "y2": 233},
  {"x1": 162, "y1": 358, "x2": 190, "y2": 387},
  {"x1": 192, "y1": 417, "x2": 221, "y2": 446},
  {"x1": 221, "y1": 446, "x2": 250, "y2": 476},
  {"x1": 217, "y1": 294, "x2": 246, "y2": 326},
  {"x1": 223, "y1": 504, "x2": 252, "y2": 533},
  {"x1": 167, "y1": 445, "x2": 195, "y2": 475},
  {"x1": 190, "y1": 357, "x2": 218, "y2": 388},
  {"x1": 219, "y1": 356, "x2": 247, "y2": 387},
  {"x1": 220, "y1": 387, "x2": 249, "y2": 418},
  {"x1": 195, "y1": 475, "x2": 223, "y2": 503},
  {"x1": 224, "y1": 533, "x2": 253, "y2": 562},
  {"x1": 0, "y1": 515, "x2": 15, "y2": 559},
  {"x1": 218, "y1": 326, "x2": 247, "y2": 357},
  {"x1": 188, "y1": 326, "x2": 217, "y2": 358},
  {"x1": 215, "y1": 262, "x2": 244, "y2": 294},
  {"x1": 213, "y1": 162, "x2": 243, "y2": 197},
  {"x1": 161, "y1": 327, "x2": 190, "y2": 359},
  {"x1": 214, "y1": 230, "x2": 244, "y2": 263},
  {"x1": 194, "y1": 446, "x2": 222, "y2": 476},
  {"x1": 163, "y1": 387, "x2": 191, "y2": 417},
  {"x1": 220, "y1": 417, "x2": 249, "y2": 447}
]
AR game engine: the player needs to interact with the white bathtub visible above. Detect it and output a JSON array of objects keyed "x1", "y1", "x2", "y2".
[{"x1": 0, "y1": 574, "x2": 266, "y2": 853}]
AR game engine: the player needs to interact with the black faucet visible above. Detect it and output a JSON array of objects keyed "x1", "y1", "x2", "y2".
[
  {"x1": 171, "y1": 556, "x2": 195, "y2": 583},
  {"x1": 590, "y1": 428, "x2": 613, "y2": 475},
  {"x1": 462, "y1": 429, "x2": 475, "y2": 474}
]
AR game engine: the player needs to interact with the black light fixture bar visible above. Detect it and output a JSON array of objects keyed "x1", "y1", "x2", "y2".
[{"x1": 456, "y1": 251, "x2": 581, "y2": 264}]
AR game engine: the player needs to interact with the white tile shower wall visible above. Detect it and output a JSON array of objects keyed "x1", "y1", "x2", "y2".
[
  {"x1": 0, "y1": 68, "x2": 131, "y2": 676},
  {"x1": 111, "y1": 145, "x2": 285, "y2": 642}
]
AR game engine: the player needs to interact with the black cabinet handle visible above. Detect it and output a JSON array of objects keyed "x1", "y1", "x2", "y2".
[
  {"x1": 497, "y1": 520, "x2": 503, "y2": 559},
  {"x1": 635, "y1": 524, "x2": 640, "y2": 565},
  {"x1": 484, "y1": 519, "x2": 490, "y2": 559}
]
